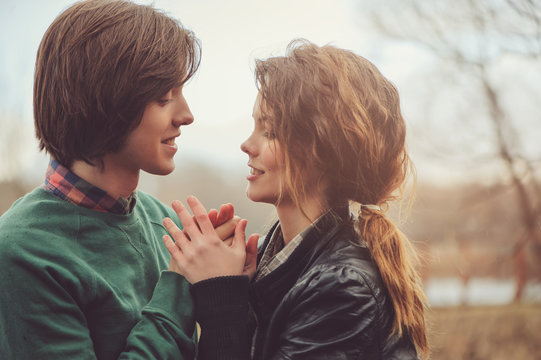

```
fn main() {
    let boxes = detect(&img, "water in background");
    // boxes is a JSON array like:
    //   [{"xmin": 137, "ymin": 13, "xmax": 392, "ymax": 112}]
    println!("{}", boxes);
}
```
[{"xmin": 424, "ymin": 277, "xmax": 541, "ymax": 307}]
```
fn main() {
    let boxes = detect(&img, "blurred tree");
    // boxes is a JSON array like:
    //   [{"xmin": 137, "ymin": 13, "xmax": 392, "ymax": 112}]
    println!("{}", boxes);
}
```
[
  {"xmin": 0, "ymin": 111, "xmax": 30, "ymax": 196},
  {"xmin": 358, "ymin": 0, "xmax": 541, "ymax": 300}
]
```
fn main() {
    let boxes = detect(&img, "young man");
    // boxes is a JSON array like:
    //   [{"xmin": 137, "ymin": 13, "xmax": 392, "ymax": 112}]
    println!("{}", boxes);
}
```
[{"xmin": 0, "ymin": 1, "xmax": 235, "ymax": 358}]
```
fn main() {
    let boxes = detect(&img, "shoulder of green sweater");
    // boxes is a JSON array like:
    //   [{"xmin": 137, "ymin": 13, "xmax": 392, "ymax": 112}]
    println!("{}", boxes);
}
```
[
  {"xmin": 1, "ymin": 187, "xmax": 70, "ymax": 219},
  {"xmin": 0, "ymin": 188, "xmax": 77, "ymax": 258},
  {"xmin": 0, "ymin": 192, "xmax": 93, "ymax": 290},
  {"xmin": 0, "ymin": 188, "xmax": 105, "ymax": 263},
  {"xmin": 0, "ymin": 188, "xmax": 79, "ymax": 242}
]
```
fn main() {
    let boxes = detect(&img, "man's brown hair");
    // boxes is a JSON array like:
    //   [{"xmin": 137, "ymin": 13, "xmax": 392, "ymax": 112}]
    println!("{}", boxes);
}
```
[{"xmin": 34, "ymin": 0, "xmax": 201, "ymax": 167}]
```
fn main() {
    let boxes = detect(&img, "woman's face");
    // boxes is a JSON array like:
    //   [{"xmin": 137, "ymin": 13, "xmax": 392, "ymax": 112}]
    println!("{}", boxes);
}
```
[{"xmin": 240, "ymin": 95, "xmax": 286, "ymax": 205}]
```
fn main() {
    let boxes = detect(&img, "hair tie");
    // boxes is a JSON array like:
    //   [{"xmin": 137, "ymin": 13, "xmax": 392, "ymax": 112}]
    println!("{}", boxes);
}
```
[
  {"xmin": 357, "ymin": 204, "xmax": 381, "ymax": 222},
  {"xmin": 360, "ymin": 204, "xmax": 381, "ymax": 212}
]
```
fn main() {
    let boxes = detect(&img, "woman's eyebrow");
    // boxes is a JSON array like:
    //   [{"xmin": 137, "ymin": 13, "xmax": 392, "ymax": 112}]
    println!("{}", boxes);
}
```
[
  {"xmin": 253, "ymin": 115, "xmax": 267, "ymax": 125},
  {"xmin": 258, "ymin": 115, "xmax": 271, "ymax": 123}
]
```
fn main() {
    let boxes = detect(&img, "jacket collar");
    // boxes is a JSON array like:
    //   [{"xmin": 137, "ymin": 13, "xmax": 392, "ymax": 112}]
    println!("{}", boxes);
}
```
[{"xmin": 250, "ymin": 207, "xmax": 351, "ymax": 312}]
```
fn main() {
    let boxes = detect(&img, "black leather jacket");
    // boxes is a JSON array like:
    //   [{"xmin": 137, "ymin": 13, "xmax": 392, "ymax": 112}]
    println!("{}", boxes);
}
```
[
  {"xmin": 192, "ymin": 210, "xmax": 420, "ymax": 360},
  {"xmin": 248, "ymin": 211, "xmax": 419, "ymax": 360}
]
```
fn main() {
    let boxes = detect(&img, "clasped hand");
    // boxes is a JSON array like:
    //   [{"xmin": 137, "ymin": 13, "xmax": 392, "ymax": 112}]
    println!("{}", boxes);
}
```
[{"xmin": 163, "ymin": 196, "xmax": 258, "ymax": 284}]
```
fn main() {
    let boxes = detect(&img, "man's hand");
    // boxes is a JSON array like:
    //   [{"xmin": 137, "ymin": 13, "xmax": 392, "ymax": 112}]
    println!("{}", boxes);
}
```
[{"xmin": 206, "ymin": 203, "xmax": 239, "ymax": 245}]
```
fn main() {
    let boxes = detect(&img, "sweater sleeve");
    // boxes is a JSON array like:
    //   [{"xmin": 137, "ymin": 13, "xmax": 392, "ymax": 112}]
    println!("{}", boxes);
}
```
[
  {"xmin": 120, "ymin": 271, "xmax": 197, "ymax": 359},
  {"xmin": 0, "ymin": 240, "xmax": 196, "ymax": 360},
  {"xmin": 190, "ymin": 276, "xmax": 251, "ymax": 360}
]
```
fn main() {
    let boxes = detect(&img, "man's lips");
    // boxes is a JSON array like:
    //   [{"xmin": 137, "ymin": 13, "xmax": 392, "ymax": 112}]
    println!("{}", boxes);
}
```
[{"xmin": 161, "ymin": 133, "xmax": 180, "ymax": 146}]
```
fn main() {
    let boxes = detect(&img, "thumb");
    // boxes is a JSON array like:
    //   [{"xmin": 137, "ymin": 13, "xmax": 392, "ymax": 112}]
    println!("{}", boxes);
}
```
[
  {"xmin": 232, "ymin": 218, "xmax": 248, "ymax": 249},
  {"xmin": 243, "ymin": 233, "xmax": 259, "ymax": 280},
  {"xmin": 246, "ymin": 234, "xmax": 259, "ymax": 257}
]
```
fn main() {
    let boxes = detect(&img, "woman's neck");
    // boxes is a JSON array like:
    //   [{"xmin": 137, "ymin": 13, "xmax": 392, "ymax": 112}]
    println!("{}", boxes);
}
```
[{"xmin": 276, "ymin": 196, "xmax": 326, "ymax": 245}]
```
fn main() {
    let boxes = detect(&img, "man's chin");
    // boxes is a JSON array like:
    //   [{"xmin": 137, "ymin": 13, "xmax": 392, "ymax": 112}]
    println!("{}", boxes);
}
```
[{"xmin": 145, "ymin": 164, "xmax": 175, "ymax": 176}]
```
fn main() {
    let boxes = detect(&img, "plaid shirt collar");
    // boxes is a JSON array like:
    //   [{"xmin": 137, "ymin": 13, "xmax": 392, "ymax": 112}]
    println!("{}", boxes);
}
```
[
  {"xmin": 254, "ymin": 211, "xmax": 327, "ymax": 282},
  {"xmin": 41, "ymin": 159, "xmax": 137, "ymax": 215}
]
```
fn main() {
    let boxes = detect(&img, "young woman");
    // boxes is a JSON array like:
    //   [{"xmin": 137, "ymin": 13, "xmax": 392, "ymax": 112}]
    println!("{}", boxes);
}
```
[{"xmin": 163, "ymin": 39, "xmax": 429, "ymax": 359}]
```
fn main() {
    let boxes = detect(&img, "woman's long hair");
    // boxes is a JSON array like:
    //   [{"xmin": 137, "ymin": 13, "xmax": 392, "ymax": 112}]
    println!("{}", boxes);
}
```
[{"xmin": 255, "ymin": 39, "xmax": 428, "ymax": 358}]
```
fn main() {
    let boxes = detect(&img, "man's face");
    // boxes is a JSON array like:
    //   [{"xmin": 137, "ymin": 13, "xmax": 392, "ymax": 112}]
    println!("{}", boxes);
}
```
[{"xmin": 108, "ymin": 86, "xmax": 194, "ymax": 176}]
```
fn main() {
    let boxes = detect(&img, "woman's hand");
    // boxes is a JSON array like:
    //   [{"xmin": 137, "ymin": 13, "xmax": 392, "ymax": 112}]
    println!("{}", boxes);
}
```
[
  {"xmin": 168, "ymin": 202, "xmax": 238, "ymax": 273},
  {"xmin": 243, "ymin": 234, "xmax": 258, "ymax": 280},
  {"xmin": 209, "ymin": 203, "xmax": 259, "ymax": 278},
  {"xmin": 163, "ymin": 196, "xmax": 258, "ymax": 284}
]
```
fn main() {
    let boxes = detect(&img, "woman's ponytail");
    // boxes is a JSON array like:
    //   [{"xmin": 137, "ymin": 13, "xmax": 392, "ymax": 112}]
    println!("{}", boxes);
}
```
[{"xmin": 356, "ymin": 205, "xmax": 429, "ymax": 359}]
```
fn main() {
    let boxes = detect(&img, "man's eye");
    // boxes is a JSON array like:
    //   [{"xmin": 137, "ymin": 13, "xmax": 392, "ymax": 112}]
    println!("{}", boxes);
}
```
[{"xmin": 158, "ymin": 98, "xmax": 171, "ymax": 105}]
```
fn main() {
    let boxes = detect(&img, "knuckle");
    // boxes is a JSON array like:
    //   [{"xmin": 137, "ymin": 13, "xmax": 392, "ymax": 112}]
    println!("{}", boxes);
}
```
[
  {"xmin": 195, "ymin": 212, "xmax": 208, "ymax": 223},
  {"xmin": 193, "ymin": 244, "xmax": 206, "ymax": 256},
  {"xmin": 184, "ymin": 252, "xmax": 196, "ymax": 264},
  {"xmin": 171, "ymin": 229, "xmax": 183, "ymax": 240}
]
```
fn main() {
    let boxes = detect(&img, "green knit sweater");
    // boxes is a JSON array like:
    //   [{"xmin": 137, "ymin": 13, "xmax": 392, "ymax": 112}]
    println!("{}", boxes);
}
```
[{"xmin": 0, "ymin": 187, "xmax": 195, "ymax": 359}]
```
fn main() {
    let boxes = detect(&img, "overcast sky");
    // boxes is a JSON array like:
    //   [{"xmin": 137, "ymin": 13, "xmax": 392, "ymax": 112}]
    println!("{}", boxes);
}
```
[
  {"xmin": 0, "ymin": 0, "xmax": 376, "ymax": 179},
  {"xmin": 2, "ymin": 0, "xmax": 535, "ymax": 187}
]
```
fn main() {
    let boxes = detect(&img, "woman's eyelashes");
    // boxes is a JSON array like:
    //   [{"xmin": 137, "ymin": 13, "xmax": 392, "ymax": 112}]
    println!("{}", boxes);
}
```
[{"xmin": 263, "ymin": 128, "xmax": 276, "ymax": 139}]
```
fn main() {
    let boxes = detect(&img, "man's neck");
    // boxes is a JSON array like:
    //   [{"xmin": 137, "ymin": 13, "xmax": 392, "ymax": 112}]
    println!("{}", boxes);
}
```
[{"xmin": 70, "ymin": 158, "xmax": 139, "ymax": 199}]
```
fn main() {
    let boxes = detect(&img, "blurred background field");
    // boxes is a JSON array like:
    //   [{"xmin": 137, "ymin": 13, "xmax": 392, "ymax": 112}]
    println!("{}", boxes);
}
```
[
  {"xmin": 429, "ymin": 304, "xmax": 541, "ymax": 359},
  {"xmin": 1, "ymin": 0, "xmax": 540, "ymax": 359}
]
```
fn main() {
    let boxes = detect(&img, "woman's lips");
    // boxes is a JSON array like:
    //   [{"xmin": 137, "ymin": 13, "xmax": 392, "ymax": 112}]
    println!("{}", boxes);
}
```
[{"xmin": 247, "ymin": 165, "xmax": 264, "ymax": 181}]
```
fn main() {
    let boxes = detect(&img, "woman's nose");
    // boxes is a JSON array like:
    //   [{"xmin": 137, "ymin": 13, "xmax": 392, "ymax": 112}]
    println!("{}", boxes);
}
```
[{"xmin": 240, "ymin": 135, "xmax": 254, "ymax": 155}]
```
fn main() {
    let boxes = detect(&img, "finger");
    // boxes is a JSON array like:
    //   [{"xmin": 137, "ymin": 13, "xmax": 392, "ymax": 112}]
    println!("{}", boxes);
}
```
[
  {"xmin": 190, "ymin": 215, "xmax": 201, "ymax": 231},
  {"xmin": 243, "ymin": 233, "xmax": 259, "ymax": 280},
  {"xmin": 171, "ymin": 200, "xmax": 202, "ymax": 240},
  {"xmin": 215, "ymin": 215, "xmax": 241, "ymax": 242},
  {"xmin": 247, "ymin": 233, "xmax": 259, "ymax": 255},
  {"xmin": 245, "ymin": 234, "xmax": 259, "ymax": 267},
  {"xmin": 215, "ymin": 203, "xmax": 234, "ymax": 227},
  {"xmin": 231, "ymin": 218, "xmax": 248, "ymax": 249},
  {"xmin": 163, "ymin": 218, "xmax": 190, "ymax": 249},
  {"xmin": 223, "ymin": 236, "xmax": 234, "ymax": 247},
  {"xmin": 194, "ymin": 209, "xmax": 217, "ymax": 230},
  {"xmin": 163, "ymin": 217, "xmax": 190, "ymax": 247},
  {"xmin": 163, "ymin": 234, "xmax": 181, "ymax": 255},
  {"xmin": 208, "ymin": 208, "xmax": 218, "ymax": 227},
  {"xmin": 162, "ymin": 234, "xmax": 184, "ymax": 265},
  {"xmin": 186, "ymin": 196, "xmax": 215, "ymax": 234}
]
